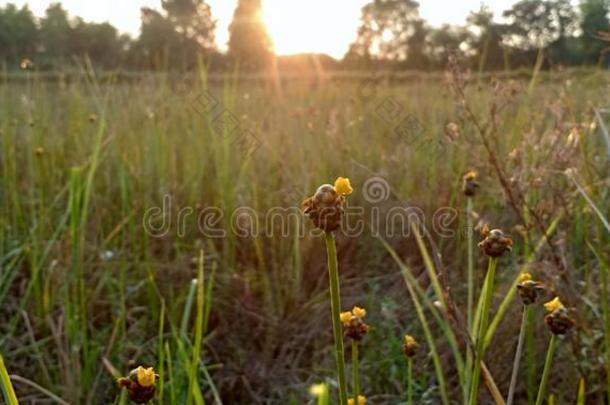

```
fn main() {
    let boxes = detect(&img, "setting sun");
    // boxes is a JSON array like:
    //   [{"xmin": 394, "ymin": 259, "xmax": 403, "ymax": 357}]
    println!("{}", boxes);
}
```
[{"xmin": 261, "ymin": 0, "xmax": 366, "ymax": 58}]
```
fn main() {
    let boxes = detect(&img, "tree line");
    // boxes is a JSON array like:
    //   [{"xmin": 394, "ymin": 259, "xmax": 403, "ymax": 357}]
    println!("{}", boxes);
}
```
[{"xmin": 1, "ymin": 0, "xmax": 609, "ymax": 72}]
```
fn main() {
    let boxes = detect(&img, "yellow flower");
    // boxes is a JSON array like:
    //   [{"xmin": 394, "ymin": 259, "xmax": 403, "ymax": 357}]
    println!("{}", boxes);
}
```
[
  {"xmin": 348, "ymin": 395, "xmax": 366, "ymax": 405},
  {"xmin": 136, "ymin": 366, "xmax": 156, "ymax": 387},
  {"xmin": 404, "ymin": 334, "xmax": 417, "ymax": 347},
  {"xmin": 340, "ymin": 311, "xmax": 352, "ymax": 325},
  {"xmin": 403, "ymin": 334, "xmax": 419, "ymax": 357},
  {"xmin": 464, "ymin": 170, "xmax": 477, "ymax": 180},
  {"xmin": 334, "ymin": 177, "xmax": 353, "ymax": 196},
  {"xmin": 519, "ymin": 272, "xmax": 532, "ymax": 283},
  {"xmin": 544, "ymin": 297, "xmax": 564, "ymax": 313},
  {"xmin": 352, "ymin": 306, "xmax": 366, "ymax": 319}
]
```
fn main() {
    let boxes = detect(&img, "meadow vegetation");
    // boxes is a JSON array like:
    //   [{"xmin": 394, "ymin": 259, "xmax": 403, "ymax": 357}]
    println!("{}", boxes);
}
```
[{"xmin": 1, "ymin": 65, "xmax": 610, "ymax": 404}]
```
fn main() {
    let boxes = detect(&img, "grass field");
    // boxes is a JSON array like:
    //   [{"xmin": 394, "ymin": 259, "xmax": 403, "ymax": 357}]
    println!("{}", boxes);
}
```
[{"xmin": 1, "ymin": 66, "xmax": 610, "ymax": 404}]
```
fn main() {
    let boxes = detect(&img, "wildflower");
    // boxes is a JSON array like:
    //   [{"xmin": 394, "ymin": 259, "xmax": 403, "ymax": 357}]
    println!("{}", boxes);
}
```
[
  {"xmin": 516, "ymin": 272, "xmax": 544, "ymax": 305},
  {"xmin": 340, "ymin": 311, "xmax": 352, "ymax": 324},
  {"xmin": 351, "ymin": 306, "xmax": 366, "ymax": 318},
  {"xmin": 348, "ymin": 395, "xmax": 366, "ymax": 405},
  {"xmin": 302, "ymin": 177, "xmax": 353, "ymax": 232},
  {"xmin": 341, "ymin": 306, "xmax": 370, "ymax": 341},
  {"xmin": 334, "ymin": 177, "xmax": 353, "ymax": 196},
  {"xmin": 117, "ymin": 366, "xmax": 159, "ymax": 404},
  {"xmin": 20, "ymin": 58, "xmax": 33, "ymax": 70},
  {"xmin": 462, "ymin": 170, "xmax": 479, "ymax": 197},
  {"xmin": 544, "ymin": 297, "xmax": 574, "ymax": 335},
  {"xmin": 478, "ymin": 228, "xmax": 513, "ymax": 257},
  {"xmin": 403, "ymin": 334, "xmax": 419, "ymax": 358}
]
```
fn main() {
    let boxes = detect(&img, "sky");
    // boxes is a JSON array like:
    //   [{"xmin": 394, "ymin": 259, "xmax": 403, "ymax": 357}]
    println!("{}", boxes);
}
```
[{"xmin": 2, "ymin": 0, "xmax": 518, "ymax": 58}]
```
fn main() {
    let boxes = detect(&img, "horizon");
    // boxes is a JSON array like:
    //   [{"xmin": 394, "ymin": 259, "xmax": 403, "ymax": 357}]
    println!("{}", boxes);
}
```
[{"xmin": 3, "ymin": 0, "xmax": 519, "ymax": 58}]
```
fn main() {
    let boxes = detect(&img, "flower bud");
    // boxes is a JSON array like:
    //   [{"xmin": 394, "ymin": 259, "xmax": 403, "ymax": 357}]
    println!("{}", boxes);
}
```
[
  {"xmin": 543, "ymin": 297, "xmax": 574, "ymax": 335},
  {"xmin": 117, "ymin": 366, "xmax": 159, "ymax": 404},
  {"xmin": 478, "ymin": 228, "xmax": 513, "ymax": 257},
  {"xmin": 403, "ymin": 334, "xmax": 419, "ymax": 358}
]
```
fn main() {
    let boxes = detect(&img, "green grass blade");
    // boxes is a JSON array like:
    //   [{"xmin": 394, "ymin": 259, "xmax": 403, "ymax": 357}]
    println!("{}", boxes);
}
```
[{"xmin": 0, "ymin": 353, "xmax": 18, "ymax": 405}]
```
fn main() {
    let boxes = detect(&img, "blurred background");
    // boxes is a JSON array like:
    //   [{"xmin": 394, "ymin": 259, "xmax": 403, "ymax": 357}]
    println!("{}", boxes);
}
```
[{"xmin": 1, "ymin": 1, "xmax": 610, "ymax": 404}]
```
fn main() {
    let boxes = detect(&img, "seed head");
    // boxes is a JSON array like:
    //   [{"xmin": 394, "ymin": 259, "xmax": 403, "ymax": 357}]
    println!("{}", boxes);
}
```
[
  {"xmin": 516, "ymin": 272, "xmax": 544, "ymax": 305},
  {"xmin": 403, "ymin": 334, "xmax": 419, "ymax": 358},
  {"xmin": 462, "ymin": 170, "xmax": 479, "ymax": 197},
  {"xmin": 544, "ymin": 297, "xmax": 574, "ymax": 335},
  {"xmin": 478, "ymin": 228, "xmax": 513, "ymax": 257},
  {"xmin": 314, "ymin": 184, "xmax": 337, "ymax": 205},
  {"xmin": 117, "ymin": 366, "xmax": 159, "ymax": 404},
  {"xmin": 302, "ymin": 177, "xmax": 353, "ymax": 232},
  {"xmin": 341, "ymin": 306, "xmax": 370, "ymax": 341},
  {"xmin": 20, "ymin": 58, "xmax": 33, "ymax": 70}
]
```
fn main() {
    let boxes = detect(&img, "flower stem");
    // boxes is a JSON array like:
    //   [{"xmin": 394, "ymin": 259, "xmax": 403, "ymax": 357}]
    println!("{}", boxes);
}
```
[
  {"xmin": 352, "ymin": 340, "xmax": 360, "ymax": 402},
  {"xmin": 469, "ymin": 257, "xmax": 497, "ymax": 405},
  {"xmin": 325, "ymin": 232, "xmax": 348, "ymax": 405},
  {"xmin": 535, "ymin": 334, "xmax": 557, "ymax": 405},
  {"xmin": 507, "ymin": 305, "xmax": 529, "ymax": 405},
  {"xmin": 467, "ymin": 198, "xmax": 475, "ymax": 332},
  {"xmin": 407, "ymin": 356, "xmax": 413, "ymax": 405},
  {"xmin": 599, "ymin": 257, "xmax": 610, "ymax": 405},
  {"xmin": 465, "ymin": 197, "xmax": 475, "ymax": 401}
]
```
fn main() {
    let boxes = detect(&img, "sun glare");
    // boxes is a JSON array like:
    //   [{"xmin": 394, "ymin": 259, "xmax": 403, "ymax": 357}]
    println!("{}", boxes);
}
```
[{"xmin": 261, "ymin": 0, "xmax": 366, "ymax": 59}]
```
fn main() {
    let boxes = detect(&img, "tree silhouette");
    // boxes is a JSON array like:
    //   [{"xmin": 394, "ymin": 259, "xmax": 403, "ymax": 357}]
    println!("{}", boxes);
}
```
[
  {"xmin": 40, "ymin": 3, "xmax": 71, "ymax": 65},
  {"xmin": 71, "ymin": 19, "xmax": 128, "ymax": 68},
  {"xmin": 162, "ymin": 0, "xmax": 216, "ymax": 49},
  {"xmin": 0, "ymin": 4, "xmax": 37, "ymax": 66},
  {"xmin": 227, "ymin": 0, "xmax": 272, "ymax": 70},
  {"xmin": 347, "ymin": 0, "xmax": 422, "ymax": 62},
  {"xmin": 580, "ymin": 0, "xmax": 610, "ymax": 64},
  {"xmin": 466, "ymin": 7, "xmax": 509, "ymax": 71},
  {"xmin": 503, "ymin": 0, "xmax": 576, "ymax": 50},
  {"xmin": 428, "ymin": 24, "xmax": 470, "ymax": 68},
  {"xmin": 136, "ymin": 0, "xmax": 216, "ymax": 70}
]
